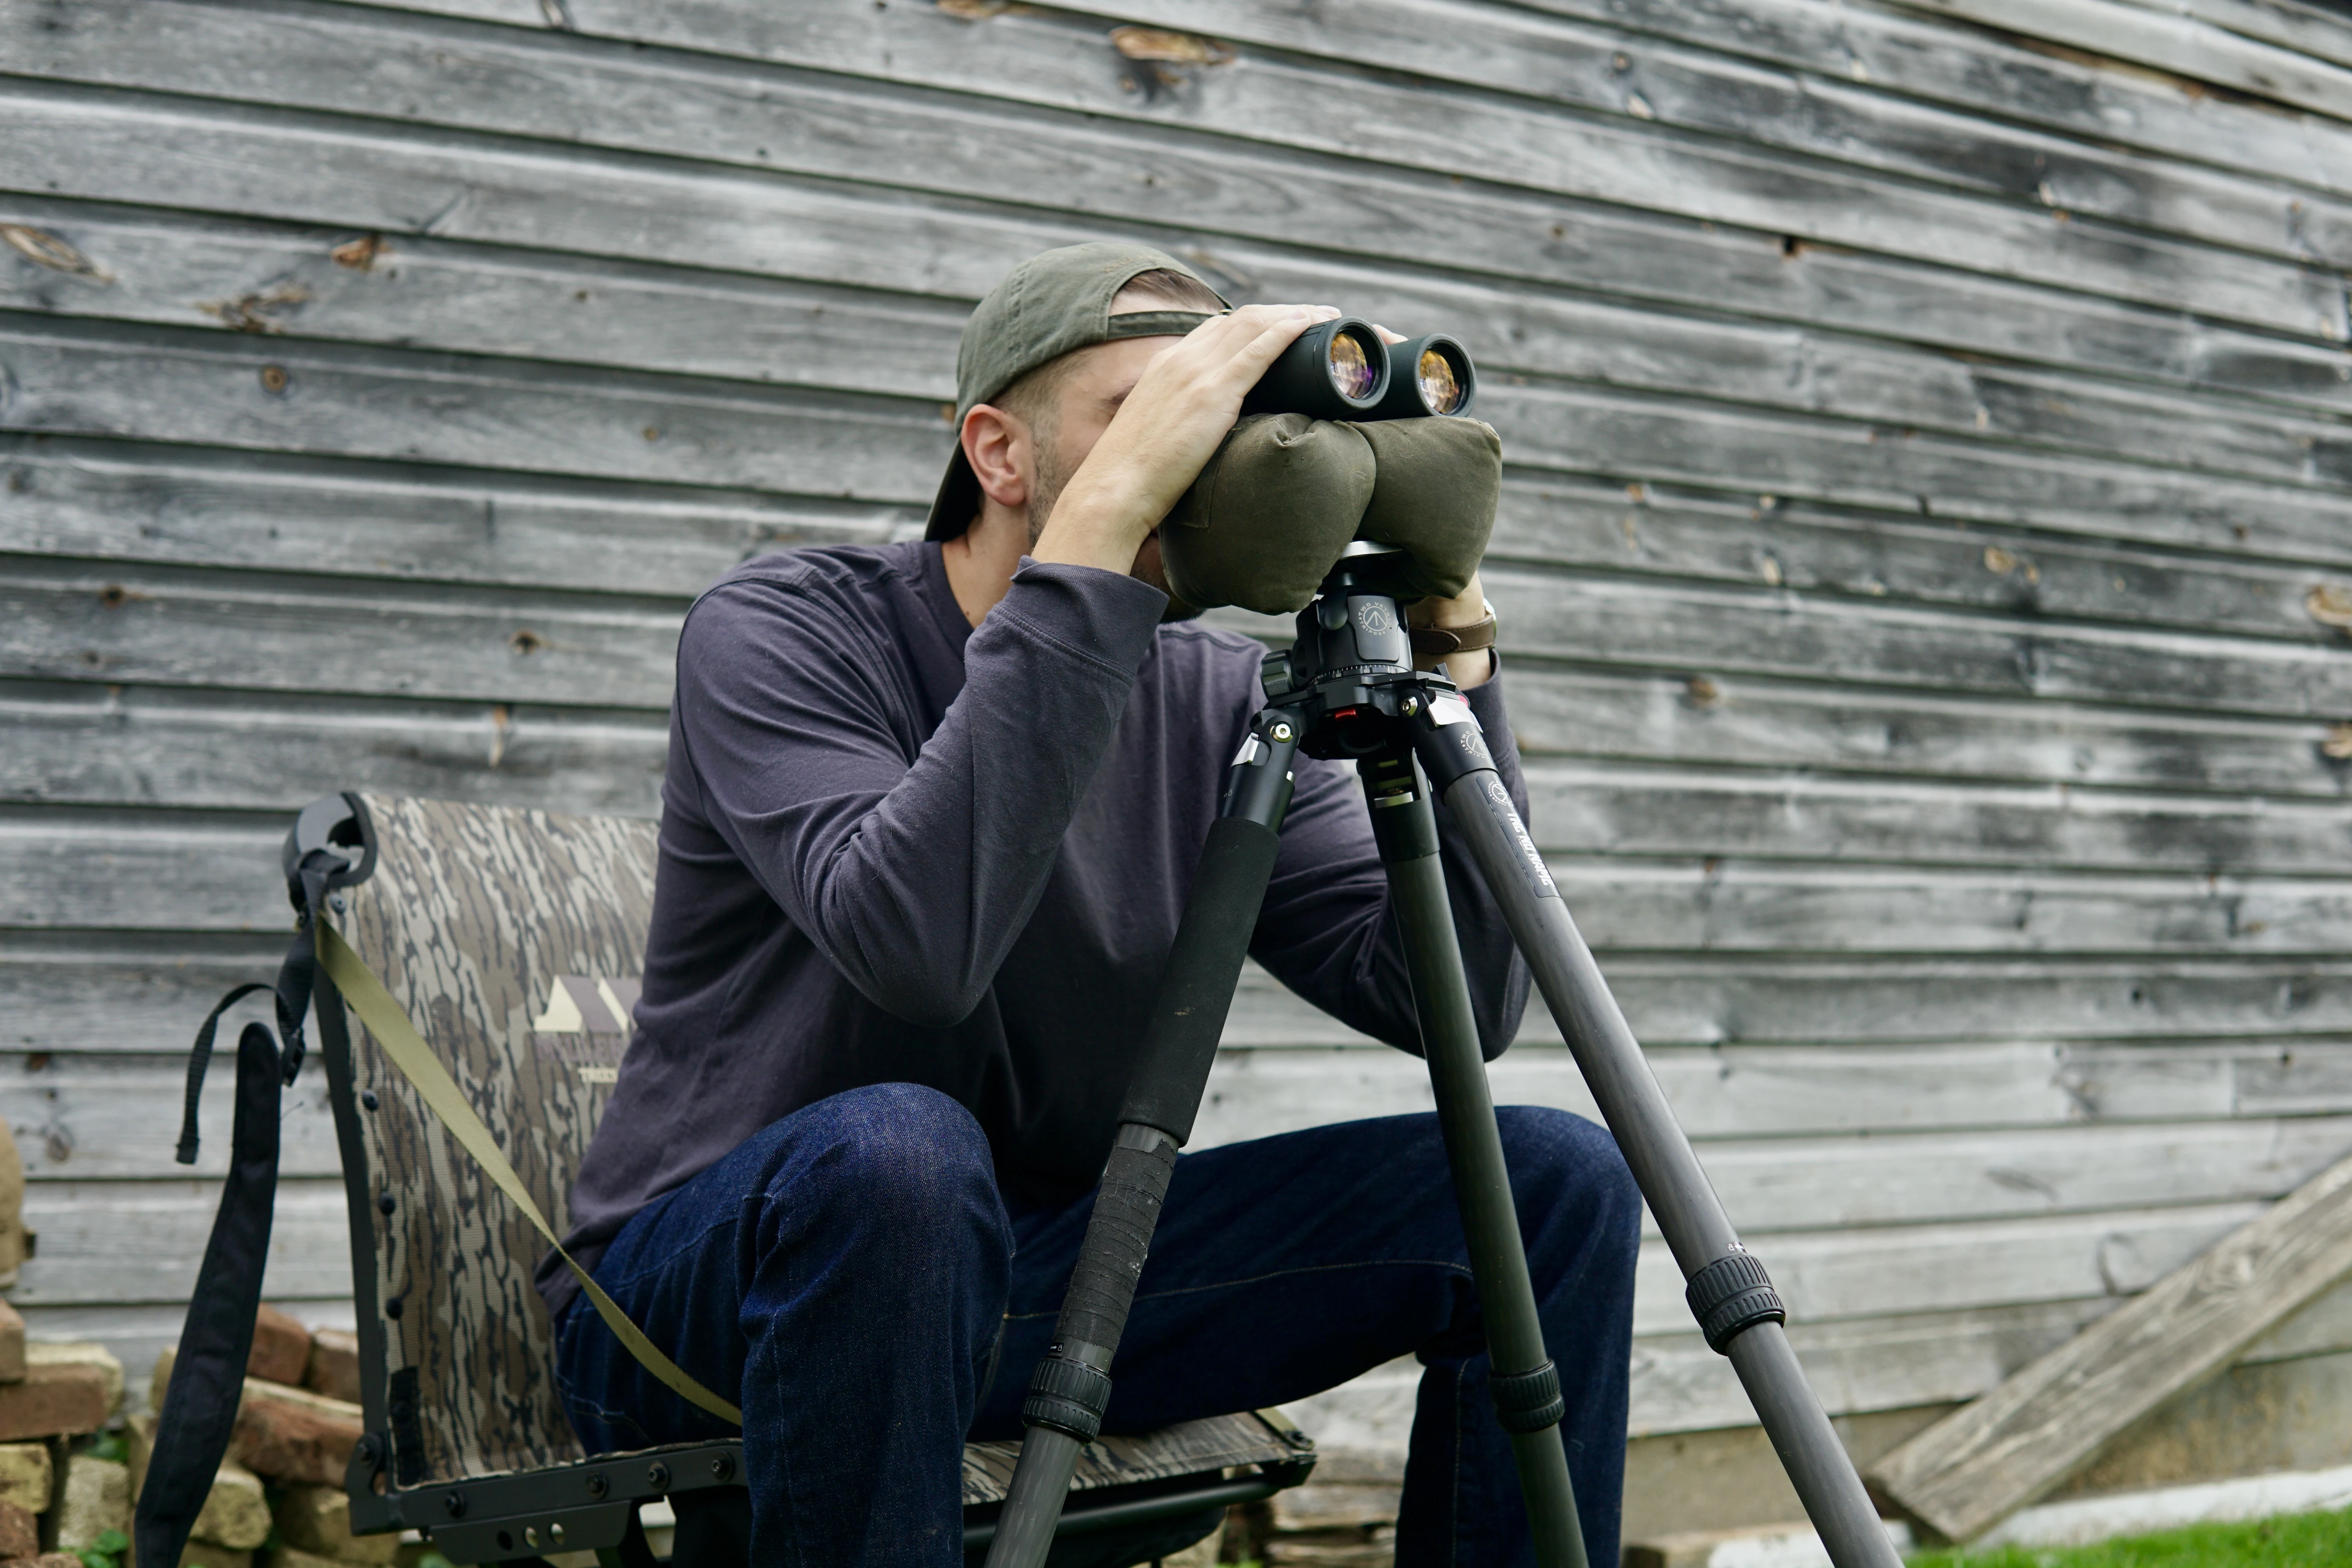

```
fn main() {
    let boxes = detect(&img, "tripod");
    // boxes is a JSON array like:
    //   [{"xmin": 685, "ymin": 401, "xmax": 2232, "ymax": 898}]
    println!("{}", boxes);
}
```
[{"xmin": 985, "ymin": 544, "xmax": 1901, "ymax": 1568}]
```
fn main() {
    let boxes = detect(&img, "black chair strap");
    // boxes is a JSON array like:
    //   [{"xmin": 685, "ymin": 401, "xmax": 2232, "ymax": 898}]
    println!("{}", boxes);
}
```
[{"xmin": 136, "ymin": 848, "xmax": 339, "ymax": 1568}]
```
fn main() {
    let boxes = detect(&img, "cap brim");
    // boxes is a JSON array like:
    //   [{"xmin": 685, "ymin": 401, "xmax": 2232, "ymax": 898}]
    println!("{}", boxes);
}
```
[{"xmin": 924, "ymin": 443, "xmax": 984, "ymax": 542}]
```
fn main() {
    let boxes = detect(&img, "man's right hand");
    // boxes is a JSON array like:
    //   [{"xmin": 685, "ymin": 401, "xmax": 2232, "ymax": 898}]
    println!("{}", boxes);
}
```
[{"xmin": 1030, "ymin": 304, "xmax": 1339, "ymax": 578}]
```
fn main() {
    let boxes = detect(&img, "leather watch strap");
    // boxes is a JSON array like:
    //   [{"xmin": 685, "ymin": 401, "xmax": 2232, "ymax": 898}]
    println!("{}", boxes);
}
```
[{"xmin": 1409, "ymin": 612, "xmax": 1497, "ymax": 657}]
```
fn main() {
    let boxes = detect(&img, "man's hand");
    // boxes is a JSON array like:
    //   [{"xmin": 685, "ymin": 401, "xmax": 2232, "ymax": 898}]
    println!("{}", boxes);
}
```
[
  {"xmin": 1410, "ymin": 571, "xmax": 1496, "ymax": 691},
  {"xmin": 1031, "ymin": 305, "xmax": 1338, "ymax": 576}
]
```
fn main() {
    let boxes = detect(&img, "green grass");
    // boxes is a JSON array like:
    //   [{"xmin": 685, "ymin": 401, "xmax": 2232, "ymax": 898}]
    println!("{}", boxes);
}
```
[{"xmin": 1907, "ymin": 1507, "xmax": 2352, "ymax": 1568}]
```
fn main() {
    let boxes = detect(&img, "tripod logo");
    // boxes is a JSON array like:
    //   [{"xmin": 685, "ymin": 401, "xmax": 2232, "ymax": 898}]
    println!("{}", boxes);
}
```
[{"xmin": 1354, "ymin": 600, "xmax": 1395, "ymax": 637}]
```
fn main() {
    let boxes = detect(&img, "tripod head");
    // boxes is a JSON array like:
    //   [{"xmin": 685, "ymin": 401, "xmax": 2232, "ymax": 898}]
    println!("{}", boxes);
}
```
[{"xmin": 1257, "ymin": 543, "xmax": 1459, "ymax": 762}]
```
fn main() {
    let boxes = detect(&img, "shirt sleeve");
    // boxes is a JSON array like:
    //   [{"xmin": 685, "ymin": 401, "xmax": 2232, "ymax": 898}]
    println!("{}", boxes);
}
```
[
  {"xmin": 673, "ymin": 558, "xmax": 1167, "ymax": 1029},
  {"xmin": 1248, "ymin": 673, "xmax": 1534, "ymax": 1060}
]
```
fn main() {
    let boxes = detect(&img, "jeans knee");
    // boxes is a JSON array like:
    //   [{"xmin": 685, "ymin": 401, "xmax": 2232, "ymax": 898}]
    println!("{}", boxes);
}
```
[
  {"xmin": 1499, "ymin": 1105, "xmax": 1642, "ymax": 1251},
  {"xmin": 788, "ymin": 1082, "xmax": 999, "ymax": 1238}
]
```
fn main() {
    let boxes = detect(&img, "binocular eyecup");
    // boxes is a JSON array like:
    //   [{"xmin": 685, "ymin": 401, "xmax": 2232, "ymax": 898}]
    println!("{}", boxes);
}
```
[{"xmin": 1240, "ymin": 317, "xmax": 1478, "ymax": 423}]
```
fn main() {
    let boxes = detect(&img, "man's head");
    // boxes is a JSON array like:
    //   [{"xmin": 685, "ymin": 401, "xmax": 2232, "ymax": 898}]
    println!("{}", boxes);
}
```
[{"xmin": 927, "ymin": 244, "xmax": 1229, "ymax": 570}]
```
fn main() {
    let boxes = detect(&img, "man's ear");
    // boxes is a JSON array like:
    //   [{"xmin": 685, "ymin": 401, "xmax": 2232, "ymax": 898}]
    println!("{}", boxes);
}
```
[{"xmin": 962, "ymin": 404, "xmax": 1032, "ymax": 509}]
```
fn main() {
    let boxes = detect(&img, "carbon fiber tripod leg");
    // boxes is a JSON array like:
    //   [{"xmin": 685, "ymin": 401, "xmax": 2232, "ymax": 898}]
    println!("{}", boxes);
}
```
[
  {"xmin": 1406, "ymin": 713, "xmax": 1903, "ymax": 1568},
  {"xmin": 984, "ymin": 713, "xmax": 1300, "ymax": 1568},
  {"xmin": 1363, "ymin": 749, "xmax": 1589, "ymax": 1568}
]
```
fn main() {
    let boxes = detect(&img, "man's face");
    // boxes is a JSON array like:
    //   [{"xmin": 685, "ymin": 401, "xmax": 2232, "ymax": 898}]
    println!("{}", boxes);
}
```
[{"xmin": 1026, "ymin": 331, "xmax": 1185, "ymax": 593}]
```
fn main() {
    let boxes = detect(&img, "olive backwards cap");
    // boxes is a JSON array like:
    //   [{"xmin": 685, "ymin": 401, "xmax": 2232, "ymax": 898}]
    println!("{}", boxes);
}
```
[{"xmin": 924, "ymin": 242, "xmax": 1230, "ymax": 542}]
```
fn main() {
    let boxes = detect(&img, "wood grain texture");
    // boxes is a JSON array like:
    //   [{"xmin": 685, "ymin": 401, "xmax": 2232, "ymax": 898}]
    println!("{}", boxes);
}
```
[
  {"xmin": 18, "ymin": 549, "xmax": 2352, "ymax": 727},
  {"xmin": 1868, "ymin": 1146, "xmax": 2352, "ymax": 1540},
  {"xmin": 11, "ymin": 76, "xmax": 2352, "ymax": 403},
  {"xmin": 15, "ymin": 0, "xmax": 2337, "ymax": 336},
  {"xmin": 34, "ymin": 800, "xmax": 2352, "ymax": 953},
  {"xmin": 1887, "ymin": 0, "xmax": 2352, "ymax": 121},
  {"xmin": 23, "ymin": 198, "xmax": 2352, "ymax": 503},
  {"xmin": 11, "ymin": 0, "xmax": 2352, "ymax": 1472}
]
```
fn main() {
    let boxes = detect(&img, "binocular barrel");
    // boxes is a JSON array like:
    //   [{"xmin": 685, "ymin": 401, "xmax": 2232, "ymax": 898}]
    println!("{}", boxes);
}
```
[{"xmin": 1241, "ymin": 318, "xmax": 1479, "ymax": 421}]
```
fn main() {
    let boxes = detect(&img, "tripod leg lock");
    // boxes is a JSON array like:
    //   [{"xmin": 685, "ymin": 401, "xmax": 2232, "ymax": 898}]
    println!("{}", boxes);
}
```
[
  {"xmin": 1020, "ymin": 1351, "xmax": 1113, "ymax": 1444},
  {"xmin": 1686, "ymin": 1250, "xmax": 1787, "ymax": 1354},
  {"xmin": 1490, "ymin": 1359, "xmax": 1566, "ymax": 1434}
]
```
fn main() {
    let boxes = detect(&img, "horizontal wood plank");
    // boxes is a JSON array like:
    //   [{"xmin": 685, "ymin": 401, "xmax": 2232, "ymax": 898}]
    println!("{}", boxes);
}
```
[
  {"xmin": 17, "ymin": 547, "xmax": 2352, "ymax": 731},
  {"xmin": 18, "ymin": 931, "xmax": 2352, "ymax": 1061},
  {"xmin": 382, "ymin": 0, "xmax": 2352, "ymax": 209},
  {"xmin": 1071, "ymin": 0, "xmax": 2352, "ymax": 257},
  {"xmin": 36, "ymin": 1042, "xmax": 2352, "ymax": 1232},
  {"xmin": 1502, "ymin": 668, "xmax": 2352, "ymax": 800},
  {"xmin": 10, "ymin": 655, "xmax": 2352, "ymax": 823},
  {"xmin": 16, "ymin": 0, "xmax": 2337, "ymax": 335},
  {"xmin": 1499, "ymin": 0, "xmax": 2352, "ymax": 195},
  {"xmin": 0, "ymin": 555, "xmax": 687, "ymax": 711},
  {"xmin": 0, "ymin": 433, "xmax": 901, "ymax": 600},
  {"xmin": 13, "ymin": 1176, "xmax": 352, "ymax": 1305},
  {"xmin": 19, "ymin": 662, "xmax": 2352, "ymax": 875},
  {"xmin": 1201, "ymin": 1040, "xmax": 2352, "ymax": 1145},
  {"xmin": 10, "ymin": 77, "xmax": 2350, "ymax": 418},
  {"xmin": 20, "ymin": 307, "xmax": 2352, "ymax": 584},
  {"xmin": 1632, "ymin": 1200, "xmax": 2261, "ymax": 1334},
  {"xmin": 1, "ymin": 1053, "xmax": 346, "ymax": 1182},
  {"xmin": 1887, "ymin": 0, "xmax": 2352, "ymax": 122},
  {"xmin": 0, "ymin": 675, "xmax": 669, "ymax": 816},
  {"xmin": 25, "ymin": 799, "xmax": 2352, "ymax": 950},
  {"xmin": 20, "ymin": 412, "xmax": 2352, "ymax": 660},
  {"xmin": 19, "ymin": 195, "xmax": 2352, "ymax": 501},
  {"xmin": 0, "ymin": 315, "xmax": 949, "ymax": 502}
]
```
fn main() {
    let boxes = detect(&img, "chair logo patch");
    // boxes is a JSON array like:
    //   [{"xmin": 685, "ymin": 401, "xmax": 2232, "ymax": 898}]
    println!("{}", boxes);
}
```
[{"xmin": 530, "ymin": 975, "xmax": 640, "ymax": 1081}]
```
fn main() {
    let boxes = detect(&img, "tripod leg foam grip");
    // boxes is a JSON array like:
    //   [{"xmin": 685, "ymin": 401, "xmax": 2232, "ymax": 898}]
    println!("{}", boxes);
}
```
[
  {"xmin": 1051, "ymin": 1131, "xmax": 1179, "ymax": 1355},
  {"xmin": 1119, "ymin": 817, "xmax": 1283, "ymax": 1143}
]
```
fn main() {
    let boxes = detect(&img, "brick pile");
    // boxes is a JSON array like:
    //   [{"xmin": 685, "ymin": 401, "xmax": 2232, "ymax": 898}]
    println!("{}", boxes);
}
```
[
  {"xmin": 133, "ymin": 1308, "xmax": 392, "ymax": 1568},
  {"xmin": 0, "ymin": 1294, "xmax": 124, "ymax": 1568}
]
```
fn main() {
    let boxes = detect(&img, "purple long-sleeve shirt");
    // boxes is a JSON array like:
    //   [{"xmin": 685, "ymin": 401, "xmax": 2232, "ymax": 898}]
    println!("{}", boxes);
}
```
[{"xmin": 541, "ymin": 540, "xmax": 1530, "ymax": 1313}]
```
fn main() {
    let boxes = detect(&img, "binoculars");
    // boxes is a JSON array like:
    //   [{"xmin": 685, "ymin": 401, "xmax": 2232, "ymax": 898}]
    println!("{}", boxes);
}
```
[{"xmin": 1243, "ymin": 318, "xmax": 1479, "ymax": 422}]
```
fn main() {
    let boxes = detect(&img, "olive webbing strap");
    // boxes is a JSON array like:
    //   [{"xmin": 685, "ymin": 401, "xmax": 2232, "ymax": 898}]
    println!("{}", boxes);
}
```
[{"xmin": 314, "ymin": 921, "xmax": 745, "ymax": 1427}]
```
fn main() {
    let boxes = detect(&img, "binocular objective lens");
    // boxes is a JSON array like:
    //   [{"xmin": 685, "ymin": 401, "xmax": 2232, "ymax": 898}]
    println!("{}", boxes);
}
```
[
  {"xmin": 1325, "ymin": 331, "xmax": 1379, "ymax": 401},
  {"xmin": 1417, "ymin": 347, "xmax": 1465, "ymax": 414}
]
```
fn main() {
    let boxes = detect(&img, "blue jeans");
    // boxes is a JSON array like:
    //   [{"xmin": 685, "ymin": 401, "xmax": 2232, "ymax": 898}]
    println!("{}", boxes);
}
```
[{"xmin": 554, "ymin": 1082, "xmax": 1640, "ymax": 1567}]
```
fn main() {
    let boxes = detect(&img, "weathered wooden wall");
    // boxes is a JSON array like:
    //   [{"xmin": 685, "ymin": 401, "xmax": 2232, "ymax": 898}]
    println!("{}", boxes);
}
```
[{"xmin": 9, "ymin": 0, "xmax": 2352, "ymax": 1522}]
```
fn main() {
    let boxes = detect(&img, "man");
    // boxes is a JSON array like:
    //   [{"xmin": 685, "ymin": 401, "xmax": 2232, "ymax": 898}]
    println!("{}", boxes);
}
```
[{"xmin": 543, "ymin": 243, "xmax": 1639, "ymax": 1566}]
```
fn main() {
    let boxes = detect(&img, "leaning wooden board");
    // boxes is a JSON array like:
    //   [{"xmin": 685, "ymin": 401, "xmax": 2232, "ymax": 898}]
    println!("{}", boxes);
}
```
[{"xmin": 1869, "ymin": 1148, "xmax": 2352, "ymax": 1541}]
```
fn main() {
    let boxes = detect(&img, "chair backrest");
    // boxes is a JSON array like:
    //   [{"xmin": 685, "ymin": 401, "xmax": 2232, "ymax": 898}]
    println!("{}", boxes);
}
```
[{"xmin": 331, "ymin": 793, "xmax": 657, "ymax": 1486}]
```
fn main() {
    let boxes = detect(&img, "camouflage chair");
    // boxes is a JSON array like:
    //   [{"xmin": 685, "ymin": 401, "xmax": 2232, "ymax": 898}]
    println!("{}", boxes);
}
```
[{"xmin": 165, "ymin": 792, "xmax": 1314, "ymax": 1568}]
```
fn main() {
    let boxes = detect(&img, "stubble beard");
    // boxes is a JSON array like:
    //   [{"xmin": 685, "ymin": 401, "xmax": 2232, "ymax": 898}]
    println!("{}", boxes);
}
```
[{"xmin": 1023, "ymin": 434, "xmax": 1178, "ymax": 603}]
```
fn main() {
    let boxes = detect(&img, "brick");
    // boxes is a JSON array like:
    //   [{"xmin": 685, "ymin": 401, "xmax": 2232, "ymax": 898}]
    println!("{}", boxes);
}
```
[
  {"xmin": 273, "ymin": 1486, "xmax": 394, "ymax": 1566},
  {"xmin": 50, "ymin": 1454, "xmax": 126, "ymax": 1550},
  {"xmin": 0, "ymin": 1367, "xmax": 107, "ymax": 1444},
  {"xmin": 194, "ymin": 1462, "xmax": 269, "ymax": 1552},
  {"xmin": 25, "ymin": 1346, "xmax": 120, "ymax": 1420},
  {"xmin": 2, "ymin": 1554, "xmax": 82, "ymax": 1568},
  {"xmin": 230, "ymin": 1383, "xmax": 362, "ymax": 1489},
  {"xmin": 246, "ymin": 1310, "xmax": 311, "ymax": 1390},
  {"xmin": 300, "ymin": 1332, "xmax": 360, "ymax": 1409},
  {"xmin": 0, "ymin": 1500, "xmax": 33, "ymax": 1560},
  {"xmin": 0, "ymin": 1445, "xmax": 50, "ymax": 1515},
  {"xmin": 148, "ymin": 1353, "xmax": 362, "ymax": 1489}
]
